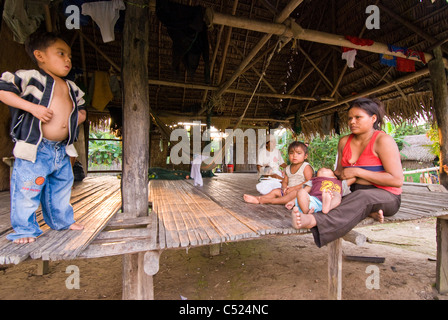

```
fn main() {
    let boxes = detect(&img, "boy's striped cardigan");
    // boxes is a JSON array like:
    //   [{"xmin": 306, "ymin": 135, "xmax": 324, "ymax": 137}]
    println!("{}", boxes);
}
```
[{"xmin": 0, "ymin": 69, "xmax": 86, "ymax": 162}]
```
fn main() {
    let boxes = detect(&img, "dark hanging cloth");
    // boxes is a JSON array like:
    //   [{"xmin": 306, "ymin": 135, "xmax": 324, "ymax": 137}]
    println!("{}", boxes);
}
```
[
  {"xmin": 0, "ymin": 0, "xmax": 4, "ymax": 32},
  {"xmin": 156, "ymin": 0, "xmax": 210, "ymax": 84}
]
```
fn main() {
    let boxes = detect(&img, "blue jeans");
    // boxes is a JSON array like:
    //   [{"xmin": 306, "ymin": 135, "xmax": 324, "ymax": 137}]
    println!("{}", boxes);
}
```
[{"xmin": 7, "ymin": 138, "xmax": 75, "ymax": 241}]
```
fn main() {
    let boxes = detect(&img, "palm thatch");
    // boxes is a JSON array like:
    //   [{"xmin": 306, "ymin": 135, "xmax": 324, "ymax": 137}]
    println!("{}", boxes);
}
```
[
  {"xmin": 401, "ymin": 134, "xmax": 436, "ymax": 162},
  {"xmin": 3, "ymin": 0, "xmax": 448, "ymax": 137},
  {"xmin": 401, "ymin": 134, "xmax": 437, "ymax": 169}
]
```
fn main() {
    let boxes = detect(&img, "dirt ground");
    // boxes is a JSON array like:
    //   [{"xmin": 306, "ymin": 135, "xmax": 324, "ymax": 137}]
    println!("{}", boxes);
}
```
[{"xmin": 0, "ymin": 217, "xmax": 445, "ymax": 300}]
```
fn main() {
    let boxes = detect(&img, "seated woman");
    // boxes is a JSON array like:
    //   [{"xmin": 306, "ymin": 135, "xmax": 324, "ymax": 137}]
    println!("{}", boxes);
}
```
[{"xmin": 291, "ymin": 98, "xmax": 403, "ymax": 248}]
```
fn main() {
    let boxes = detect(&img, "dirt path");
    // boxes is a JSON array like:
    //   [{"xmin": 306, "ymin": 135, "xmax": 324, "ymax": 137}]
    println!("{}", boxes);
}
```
[{"xmin": 0, "ymin": 218, "xmax": 443, "ymax": 300}]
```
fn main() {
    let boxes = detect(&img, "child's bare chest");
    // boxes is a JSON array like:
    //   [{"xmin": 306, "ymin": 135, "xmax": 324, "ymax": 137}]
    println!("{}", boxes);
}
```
[{"xmin": 50, "ymin": 80, "xmax": 73, "ymax": 112}]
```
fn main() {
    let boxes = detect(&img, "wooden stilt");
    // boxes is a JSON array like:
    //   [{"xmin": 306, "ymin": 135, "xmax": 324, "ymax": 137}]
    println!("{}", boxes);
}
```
[
  {"xmin": 209, "ymin": 244, "xmax": 221, "ymax": 256},
  {"xmin": 436, "ymin": 216, "xmax": 448, "ymax": 294},
  {"xmin": 122, "ymin": 252, "xmax": 155, "ymax": 300},
  {"xmin": 327, "ymin": 238, "xmax": 342, "ymax": 300},
  {"xmin": 36, "ymin": 260, "xmax": 49, "ymax": 275}
]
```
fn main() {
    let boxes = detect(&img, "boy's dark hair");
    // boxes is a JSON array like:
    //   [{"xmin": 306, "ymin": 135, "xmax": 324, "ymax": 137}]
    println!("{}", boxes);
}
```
[
  {"xmin": 288, "ymin": 141, "xmax": 308, "ymax": 154},
  {"xmin": 25, "ymin": 32, "xmax": 65, "ymax": 64}
]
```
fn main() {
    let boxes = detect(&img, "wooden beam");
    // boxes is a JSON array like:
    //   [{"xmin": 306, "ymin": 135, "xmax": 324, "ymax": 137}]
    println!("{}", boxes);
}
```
[
  {"xmin": 428, "ymin": 47, "xmax": 448, "ymax": 189},
  {"xmin": 77, "ymin": 30, "xmax": 120, "ymax": 71},
  {"xmin": 301, "ymin": 67, "xmax": 430, "ymax": 117},
  {"xmin": 208, "ymin": 0, "xmax": 305, "ymax": 108},
  {"xmin": 378, "ymin": 3, "xmax": 448, "ymax": 56},
  {"xmin": 210, "ymin": 10, "xmax": 448, "ymax": 67},
  {"xmin": 216, "ymin": 0, "xmax": 239, "ymax": 85},
  {"xmin": 148, "ymin": 78, "xmax": 334, "ymax": 101}
]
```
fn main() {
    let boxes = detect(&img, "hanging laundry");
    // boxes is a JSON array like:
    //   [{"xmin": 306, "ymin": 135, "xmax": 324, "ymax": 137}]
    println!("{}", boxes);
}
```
[
  {"xmin": 63, "ymin": 0, "xmax": 93, "ymax": 27},
  {"xmin": 340, "ymin": 36, "xmax": 373, "ymax": 68},
  {"xmin": 321, "ymin": 114, "xmax": 332, "ymax": 135},
  {"xmin": 190, "ymin": 154, "xmax": 209, "ymax": 186},
  {"xmin": 81, "ymin": 0, "xmax": 125, "ymax": 43},
  {"xmin": 345, "ymin": 35, "xmax": 374, "ymax": 46},
  {"xmin": 396, "ymin": 57, "xmax": 415, "ymax": 72},
  {"xmin": 387, "ymin": 44, "xmax": 407, "ymax": 55},
  {"xmin": 2, "ymin": 0, "xmax": 51, "ymax": 44},
  {"xmin": 342, "ymin": 48, "xmax": 357, "ymax": 68},
  {"xmin": 379, "ymin": 54, "xmax": 397, "ymax": 67},
  {"xmin": 406, "ymin": 49, "xmax": 426, "ymax": 64},
  {"xmin": 91, "ymin": 71, "xmax": 114, "ymax": 111},
  {"xmin": 156, "ymin": 0, "xmax": 210, "ymax": 84}
]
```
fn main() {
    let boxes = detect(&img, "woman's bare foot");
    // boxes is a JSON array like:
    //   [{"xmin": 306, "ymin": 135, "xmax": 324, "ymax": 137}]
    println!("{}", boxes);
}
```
[
  {"xmin": 285, "ymin": 200, "xmax": 295, "ymax": 210},
  {"xmin": 291, "ymin": 207, "xmax": 317, "ymax": 229},
  {"xmin": 369, "ymin": 209, "xmax": 384, "ymax": 223},
  {"xmin": 69, "ymin": 222, "xmax": 84, "ymax": 230},
  {"xmin": 13, "ymin": 237, "xmax": 36, "ymax": 244}
]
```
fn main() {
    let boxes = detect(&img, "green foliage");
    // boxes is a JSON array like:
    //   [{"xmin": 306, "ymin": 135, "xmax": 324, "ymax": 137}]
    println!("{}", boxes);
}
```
[
  {"xmin": 88, "ymin": 130, "xmax": 122, "ymax": 167},
  {"xmin": 307, "ymin": 135, "xmax": 340, "ymax": 170},
  {"xmin": 275, "ymin": 120, "xmax": 432, "ymax": 172},
  {"xmin": 426, "ymin": 124, "xmax": 440, "ymax": 159}
]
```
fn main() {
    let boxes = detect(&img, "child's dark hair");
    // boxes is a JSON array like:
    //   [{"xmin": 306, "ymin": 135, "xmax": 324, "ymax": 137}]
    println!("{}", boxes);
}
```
[
  {"xmin": 288, "ymin": 141, "xmax": 308, "ymax": 154},
  {"xmin": 348, "ymin": 97, "xmax": 385, "ymax": 130},
  {"xmin": 25, "ymin": 32, "xmax": 65, "ymax": 64}
]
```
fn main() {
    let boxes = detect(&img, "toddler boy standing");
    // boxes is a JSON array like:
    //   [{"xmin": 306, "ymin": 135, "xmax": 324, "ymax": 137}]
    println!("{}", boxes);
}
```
[{"xmin": 0, "ymin": 32, "xmax": 86, "ymax": 244}]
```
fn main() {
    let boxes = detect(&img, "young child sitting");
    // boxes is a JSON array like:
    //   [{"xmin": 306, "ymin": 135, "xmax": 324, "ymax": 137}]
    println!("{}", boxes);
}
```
[
  {"xmin": 288, "ymin": 168, "xmax": 356, "ymax": 229},
  {"xmin": 243, "ymin": 141, "xmax": 313, "ymax": 205},
  {"xmin": 0, "ymin": 32, "xmax": 86, "ymax": 244}
]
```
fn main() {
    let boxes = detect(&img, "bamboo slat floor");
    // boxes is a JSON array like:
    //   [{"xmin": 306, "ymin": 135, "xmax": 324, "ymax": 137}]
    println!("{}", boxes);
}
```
[
  {"xmin": 0, "ymin": 176, "xmax": 122, "ymax": 264},
  {"xmin": 83, "ymin": 173, "xmax": 448, "ymax": 259},
  {"xmin": 1, "ymin": 173, "xmax": 447, "ymax": 264}
]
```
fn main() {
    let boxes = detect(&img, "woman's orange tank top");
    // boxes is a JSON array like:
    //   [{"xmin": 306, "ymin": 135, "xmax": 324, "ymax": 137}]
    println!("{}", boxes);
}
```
[{"xmin": 341, "ymin": 130, "xmax": 402, "ymax": 195}]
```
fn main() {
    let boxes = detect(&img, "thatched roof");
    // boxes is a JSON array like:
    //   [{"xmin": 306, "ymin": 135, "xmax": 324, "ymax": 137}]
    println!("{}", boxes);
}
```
[
  {"xmin": 6, "ymin": 0, "xmax": 448, "ymax": 136},
  {"xmin": 400, "ymin": 134, "xmax": 436, "ymax": 162}
]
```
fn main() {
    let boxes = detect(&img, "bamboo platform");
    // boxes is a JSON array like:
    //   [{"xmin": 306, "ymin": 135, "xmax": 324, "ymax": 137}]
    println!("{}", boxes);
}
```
[
  {"xmin": 1, "ymin": 173, "xmax": 447, "ymax": 263},
  {"xmin": 0, "ymin": 173, "xmax": 447, "ymax": 299},
  {"xmin": 0, "ymin": 176, "xmax": 122, "ymax": 264}
]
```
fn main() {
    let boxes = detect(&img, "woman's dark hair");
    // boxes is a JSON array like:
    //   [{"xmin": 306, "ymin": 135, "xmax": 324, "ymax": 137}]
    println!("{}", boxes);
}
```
[
  {"xmin": 24, "ymin": 32, "xmax": 65, "ymax": 64},
  {"xmin": 288, "ymin": 141, "xmax": 308, "ymax": 154},
  {"xmin": 348, "ymin": 97, "xmax": 385, "ymax": 130}
]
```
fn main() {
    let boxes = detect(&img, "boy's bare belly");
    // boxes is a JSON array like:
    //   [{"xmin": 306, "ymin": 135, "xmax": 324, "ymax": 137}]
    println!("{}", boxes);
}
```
[{"xmin": 41, "ymin": 81, "xmax": 73, "ymax": 142}]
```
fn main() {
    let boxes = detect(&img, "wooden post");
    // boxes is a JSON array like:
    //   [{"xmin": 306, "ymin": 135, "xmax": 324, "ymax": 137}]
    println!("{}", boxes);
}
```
[
  {"xmin": 327, "ymin": 238, "xmax": 342, "ymax": 300},
  {"xmin": 121, "ymin": 0, "xmax": 153, "ymax": 300},
  {"xmin": 428, "ymin": 46, "xmax": 448, "ymax": 189},
  {"xmin": 436, "ymin": 216, "xmax": 448, "ymax": 294},
  {"xmin": 121, "ymin": 0, "xmax": 150, "ymax": 218},
  {"xmin": 36, "ymin": 260, "xmax": 49, "ymax": 276},
  {"xmin": 122, "ymin": 252, "xmax": 154, "ymax": 300}
]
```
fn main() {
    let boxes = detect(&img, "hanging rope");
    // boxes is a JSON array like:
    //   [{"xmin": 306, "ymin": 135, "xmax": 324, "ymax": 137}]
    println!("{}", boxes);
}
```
[{"xmin": 233, "ymin": 39, "xmax": 282, "ymax": 130}]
